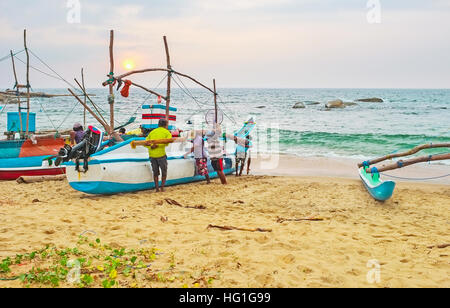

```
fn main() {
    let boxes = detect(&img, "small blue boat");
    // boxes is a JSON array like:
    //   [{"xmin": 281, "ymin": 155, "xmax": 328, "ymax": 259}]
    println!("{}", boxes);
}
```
[{"xmin": 358, "ymin": 167, "xmax": 396, "ymax": 201}]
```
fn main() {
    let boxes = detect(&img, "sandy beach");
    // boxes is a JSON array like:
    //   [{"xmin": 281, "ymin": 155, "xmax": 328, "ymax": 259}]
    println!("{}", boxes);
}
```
[{"xmin": 0, "ymin": 155, "xmax": 448, "ymax": 288}]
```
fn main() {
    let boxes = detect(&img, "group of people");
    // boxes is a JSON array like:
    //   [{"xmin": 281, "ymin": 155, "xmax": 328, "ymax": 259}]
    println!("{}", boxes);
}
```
[{"xmin": 70, "ymin": 119, "xmax": 251, "ymax": 193}]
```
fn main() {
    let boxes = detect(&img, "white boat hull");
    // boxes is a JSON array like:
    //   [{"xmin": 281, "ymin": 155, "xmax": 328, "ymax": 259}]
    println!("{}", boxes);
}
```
[{"xmin": 65, "ymin": 138, "xmax": 235, "ymax": 195}]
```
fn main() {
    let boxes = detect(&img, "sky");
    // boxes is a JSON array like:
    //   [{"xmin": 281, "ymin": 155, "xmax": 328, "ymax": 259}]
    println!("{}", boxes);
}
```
[{"xmin": 0, "ymin": 0, "xmax": 449, "ymax": 89}]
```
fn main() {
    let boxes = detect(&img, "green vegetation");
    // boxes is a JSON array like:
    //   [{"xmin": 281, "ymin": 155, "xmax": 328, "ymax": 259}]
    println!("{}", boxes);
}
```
[{"xmin": 0, "ymin": 236, "xmax": 217, "ymax": 288}]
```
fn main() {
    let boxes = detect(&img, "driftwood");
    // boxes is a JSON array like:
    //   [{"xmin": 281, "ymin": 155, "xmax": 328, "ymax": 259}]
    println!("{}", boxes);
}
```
[
  {"xmin": 366, "ymin": 153, "xmax": 450, "ymax": 173},
  {"xmin": 427, "ymin": 243, "xmax": 450, "ymax": 249},
  {"xmin": 165, "ymin": 198, "xmax": 206, "ymax": 210},
  {"xmin": 276, "ymin": 217, "xmax": 325, "ymax": 223},
  {"xmin": 207, "ymin": 224, "xmax": 272, "ymax": 232},
  {"xmin": 358, "ymin": 143, "xmax": 450, "ymax": 168},
  {"xmin": 16, "ymin": 174, "xmax": 66, "ymax": 184}
]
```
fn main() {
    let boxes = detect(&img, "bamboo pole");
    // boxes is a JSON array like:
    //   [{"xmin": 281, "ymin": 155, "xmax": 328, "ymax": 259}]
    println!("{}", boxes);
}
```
[
  {"xmin": 24, "ymin": 29, "xmax": 30, "ymax": 137},
  {"xmin": 10, "ymin": 50, "xmax": 23, "ymax": 135},
  {"xmin": 358, "ymin": 143, "xmax": 450, "ymax": 168},
  {"xmin": 102, "ymin": 68, "xmax": 169, "ymax": 85},
  {"xmin": 172, "ymin": 70, "xmax": 216, "ymax": 94},
  {"xmin": 67, "ymin": 88, "xmax": 110, "ymax": 132},
  {"xmin": 74, "ymin": 78, "xmax": 108, "ymax": 126},
  {"xmin": 366, "ymin": 153, "xmax": 450, "ymax": 173},
  {"xmin": 108, "ymin": 30, "xmax": 115, "ymax": 131},
  {"xmin": 127, "ymin": 80, "xmax": 166, "ymax": 100},
  {"xmin": 81, "ymin": 68, "xmax": 86, "ymax": 127},
  {"xmin": 213, "ymin": 79, "xmax": 218, "ymax": 123},
  {"xmin": 163, "ymin": 36, "xmax": 172, "ymax": 124}
]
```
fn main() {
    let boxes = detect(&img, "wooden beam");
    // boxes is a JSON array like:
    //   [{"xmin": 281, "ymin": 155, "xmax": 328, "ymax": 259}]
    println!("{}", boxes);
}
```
[
  {"xmin": 172, "ymin": 70, "xmax": 216, "ymax": 95},
  {"xmin": 10, "ymin": 50, "xmax": 23, "ymax": 135},
  {"xmin": 164, "ymin": 36, "xmax": 171, "ymax": 124},
  {"xmin": 24, "ymin": 29, "xmax": 30, "ymax": 137},
  {"xmin": 108, "ymin": 30, "xmax": 115, "ymax": 131},
  {"xmin": 213, "ymin": 79, "xmax": 218, "ymax": 123},
  {"xmin": 74, "ymin": 78, "xmax": 108, "ymax": 126},
  {"xmin": 81, "ymin": 68, "xmax": 86, "ymax": 127},
  {"xmin": 67, "ymin": 88, "xmax": 110, "ymax": 133},
  {"xmin": 366, "ymin": 153, "xmax": 450, "ymax": 173},
  {"xmin": 358, "ymin": 143, "xmax": 450, "ymax": 167},
  {"xmin": 128, "ymin": 81, "xmax": 167, "ymax": 100},
  {"xmin": 102, "ymin": 68, "xmax": 169, "ymax": 86}
]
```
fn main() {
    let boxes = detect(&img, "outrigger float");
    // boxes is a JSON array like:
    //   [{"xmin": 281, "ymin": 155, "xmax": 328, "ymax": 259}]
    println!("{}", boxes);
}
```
[
  {"xmin": 359, "ymin": 143, "xmax": 450, "ymax": 201},
  {"xmin": 54, "ymin": 31, "xmax": 253, "ymax": 195}
]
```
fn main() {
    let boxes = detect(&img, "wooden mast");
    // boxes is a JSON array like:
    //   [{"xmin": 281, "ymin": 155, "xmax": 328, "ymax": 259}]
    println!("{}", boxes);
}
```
[
  {"xmin": 213, "ymin": 79, "xmax": 218, "ymax": 123},
  {"xmin": 163, "ymin": 36, "xmax": 171, "ymax": 125},
  {"xmin": 81, "ymin": 68, "xmax": 86, "ymax": 128},
  {"xmin": 108, "ymin": 30, "xmax": 115, "ymax": 131},
  {"xmin": 10, "ymin": 50, "xmax": 23, "ymax": 135},
  {"xmin": 24, "ymin": 29, "xmax": 30, "ymax": 137}
]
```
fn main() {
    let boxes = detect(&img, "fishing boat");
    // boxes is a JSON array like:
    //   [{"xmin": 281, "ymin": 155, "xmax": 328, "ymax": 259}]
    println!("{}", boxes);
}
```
[
  {"xmin": 0, "ymin": 30, "xmax": 67, "ymax": 180},
  {"xmin": 359, "ymin": 143, "xmax": 450, "ymax": 201},
  {"xmin": 56, "ymin": 31, "xmax": 253, "ymax": 194}
]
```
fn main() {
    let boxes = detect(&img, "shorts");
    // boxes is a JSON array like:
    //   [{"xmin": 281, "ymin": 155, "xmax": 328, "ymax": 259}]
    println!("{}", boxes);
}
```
[
  {"xmin": 150, "ymin": 156, "xmax": 168, "ymax": 178},
  {"xmin": 211, "ymin": 158, "xmax": 223, "ymax": 172},
  {"xmin": 236, "ymin": 157, "xmax": 246, "ymax": 165},
  {"xmin": 195, "ymin": 158, "xmax": 208, "ymax": 176}
]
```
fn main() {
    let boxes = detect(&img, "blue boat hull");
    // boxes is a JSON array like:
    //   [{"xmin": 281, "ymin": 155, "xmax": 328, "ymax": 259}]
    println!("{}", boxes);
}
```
[{"xmin": 359, "ymin": 168, "xmax": 396, "ymax": 201}]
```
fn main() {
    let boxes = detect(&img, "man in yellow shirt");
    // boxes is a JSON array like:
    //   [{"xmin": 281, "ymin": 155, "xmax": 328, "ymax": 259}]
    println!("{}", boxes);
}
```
[{"xmin": 145, "ymin": 119, "xmax": 173, "ymax": 192}]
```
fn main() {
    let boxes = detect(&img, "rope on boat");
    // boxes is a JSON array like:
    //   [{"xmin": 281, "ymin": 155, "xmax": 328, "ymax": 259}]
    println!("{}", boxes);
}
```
[
  {"xmin": 28, "ymin": 48, "xmax": 79, "ymax": 91},
  {"xmin": 381, "ymin": 172, "xmax": 450, "ymax": 181},
  {"xmin": 0, "ymin": 49, "xmax": 24, "ymax": 63},
  {"xmin": 13, "ymin": 55, "xmax": 64, "ymax": 82}
]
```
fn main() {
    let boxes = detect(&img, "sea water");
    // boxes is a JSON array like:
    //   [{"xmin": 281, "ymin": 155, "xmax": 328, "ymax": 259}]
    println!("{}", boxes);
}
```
[{"xmin": 1, "ymin": 88, "xmax": 449, "ymax": 161}]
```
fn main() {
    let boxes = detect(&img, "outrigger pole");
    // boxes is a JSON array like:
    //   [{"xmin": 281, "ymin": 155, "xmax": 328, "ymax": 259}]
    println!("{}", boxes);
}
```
[{"xmin": 360, "ymin": 142, "xmax": 450, "ymax": 173}]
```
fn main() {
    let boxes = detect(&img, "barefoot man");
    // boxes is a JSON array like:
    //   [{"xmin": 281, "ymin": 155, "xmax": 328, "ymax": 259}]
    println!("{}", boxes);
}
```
[{"xmin": 146, "ymin": 119, "xmax": 172, "ymax": 192}]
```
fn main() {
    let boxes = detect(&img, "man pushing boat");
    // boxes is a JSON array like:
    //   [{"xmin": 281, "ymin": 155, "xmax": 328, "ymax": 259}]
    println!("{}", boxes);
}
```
[{"xmin": 131, "ymin": 118, "xmax": 174, "ymax": 192}]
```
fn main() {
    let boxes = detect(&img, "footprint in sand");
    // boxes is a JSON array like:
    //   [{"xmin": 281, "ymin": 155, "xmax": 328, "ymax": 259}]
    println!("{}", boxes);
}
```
[{"xmin": 281, "ymin": 254, "xmax": 296, "ymax": 264}]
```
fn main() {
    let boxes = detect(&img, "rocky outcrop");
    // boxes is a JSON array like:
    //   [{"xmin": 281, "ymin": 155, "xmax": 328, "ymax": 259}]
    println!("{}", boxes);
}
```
[
  {"xmin": 256, "ymin": 106, "xmax": 266, "ymax": 109},
  {"xmin": 292, "ymin": 102, "xmax": 306, "ymax": 109},
  {"xmin": 325, "ymin": 99, "xmax": 344, "ymax": 109},
  {"xmin": 356, "ymin": 97, "xmax": 383, "ymax": 103}
]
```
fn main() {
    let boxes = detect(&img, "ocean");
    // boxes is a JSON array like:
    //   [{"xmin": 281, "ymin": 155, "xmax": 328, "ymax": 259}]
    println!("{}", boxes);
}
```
[{"xmin": 1, "ymin": 88, "xmax": 449, "ymax": 162}]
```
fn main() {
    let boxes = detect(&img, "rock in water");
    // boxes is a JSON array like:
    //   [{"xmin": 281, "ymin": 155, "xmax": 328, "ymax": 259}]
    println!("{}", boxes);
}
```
[
  {"xmin": 356, "ymin": 97, "xmax": 384, "ymax": 103},
  {"xmin": 343, "ymin": 102, "xmax": 358, "ymax": 107},
  {"xmin": 256, "ymin": 106, "xmax": 266, "ymax": 109},
  {"xmin": 293, "ymin": 102, "xmax": 306, "ymax": 109},
  {"xmin": 325, "ymin": 99, "xmax": 344, "ymax": 109}
]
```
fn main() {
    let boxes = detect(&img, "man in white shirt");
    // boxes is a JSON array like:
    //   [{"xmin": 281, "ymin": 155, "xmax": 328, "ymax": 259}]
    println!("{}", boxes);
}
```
[{"xmin": 206, "ymin": 124, "xmax": 227, "ymax": 185}]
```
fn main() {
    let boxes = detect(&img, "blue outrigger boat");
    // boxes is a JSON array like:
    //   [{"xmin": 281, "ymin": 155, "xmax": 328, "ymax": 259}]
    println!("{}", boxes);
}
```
[{"xmin": 359, "ymin": 143, "xmax": 450, "ymax": 201}]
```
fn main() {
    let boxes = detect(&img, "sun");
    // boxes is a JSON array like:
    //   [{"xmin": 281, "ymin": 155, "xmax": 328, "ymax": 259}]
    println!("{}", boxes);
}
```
[{"xmin": 123, "ymin": 59, "xmax": 135, "ymax": 70}]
